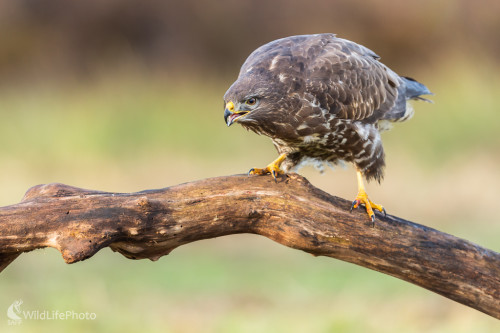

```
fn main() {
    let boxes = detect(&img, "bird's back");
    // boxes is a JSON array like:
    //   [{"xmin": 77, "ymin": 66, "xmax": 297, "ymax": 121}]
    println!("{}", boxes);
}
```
[{"xmin": 241, "ymin": 33, "xmax": 431, "ymax": 125}]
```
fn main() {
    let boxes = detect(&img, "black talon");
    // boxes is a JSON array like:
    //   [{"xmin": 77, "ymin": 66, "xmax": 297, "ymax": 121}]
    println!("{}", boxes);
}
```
[
  {"xmin": 370, "ymin": 214, "xmax": 375, "ymax": 227},
  {"xmin": 271, "ymin": 170, "xmax": 278, "ymax": 182},
  {"xmin": 382, "ymin": 207, "xmax": 387, "ymax": 217},
  {"xmin": 248, "ymin": 168, "xmax": 255, "ymax": 176},
  {"xmin": 350, "ymin": 200, "xmax": 358, "ymax": 213}
]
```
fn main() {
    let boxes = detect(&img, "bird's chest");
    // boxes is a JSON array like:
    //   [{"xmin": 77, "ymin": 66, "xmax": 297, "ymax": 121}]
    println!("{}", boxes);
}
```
[{"xmin": 272, "ymin": 119, "xmax": 369, "ymax": 163}]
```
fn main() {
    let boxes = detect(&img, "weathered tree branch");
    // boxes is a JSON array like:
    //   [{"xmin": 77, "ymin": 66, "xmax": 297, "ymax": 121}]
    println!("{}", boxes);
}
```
[{"xmin": 0, "ymin": 174, "xmax": 499, "ymax": 318}]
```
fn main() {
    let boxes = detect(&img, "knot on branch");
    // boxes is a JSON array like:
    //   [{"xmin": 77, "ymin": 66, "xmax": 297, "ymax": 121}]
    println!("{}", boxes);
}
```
[{"xmin": 22, "ymin": 183, "xmax": 109, "ymax": 202}]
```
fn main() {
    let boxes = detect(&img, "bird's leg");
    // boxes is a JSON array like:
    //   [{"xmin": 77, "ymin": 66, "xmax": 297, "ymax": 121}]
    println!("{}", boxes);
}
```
[
  {"xmin": 249, "ymin": 153, "xmax": 287, "ymax": 182},
  {"xmin": 350, "ymin": 170, "xmax": 386, "ymax": 224}
]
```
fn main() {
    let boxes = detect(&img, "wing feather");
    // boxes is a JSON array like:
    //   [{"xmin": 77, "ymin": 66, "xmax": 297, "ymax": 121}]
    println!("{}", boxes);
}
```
[
  {"xmin": 237, "ymin": 34, "xmax": 404, "ymax": 123},
  {"xmin": 304, "ymin": 35, "xmax": 401, "ymax": 122}
]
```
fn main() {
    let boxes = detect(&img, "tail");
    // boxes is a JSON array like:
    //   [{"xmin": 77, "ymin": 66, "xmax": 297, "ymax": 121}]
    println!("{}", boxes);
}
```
[
  {"xmin": 380, "ymin": 76, "xmax": 433, "ymax": 122},
  {"xmin": 402, "ymin": 77, "xmax": 433, "ymax": 103}
]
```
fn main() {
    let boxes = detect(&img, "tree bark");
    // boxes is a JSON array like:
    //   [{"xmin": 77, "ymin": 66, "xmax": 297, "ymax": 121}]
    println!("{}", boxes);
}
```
[{"xmin": 0, "ymin": 174, "xmax": 499, "ymax": 319}]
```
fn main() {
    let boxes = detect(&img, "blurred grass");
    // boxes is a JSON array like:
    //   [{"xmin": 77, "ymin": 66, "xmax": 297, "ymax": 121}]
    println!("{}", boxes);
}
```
[
  {"xmin": 1, "ymin": 59, "xmax": 500, "ymax": 332},
  {"xmin": 387, "ymin": 58, "xmax": 500, "ymax": 165},
  {"xmin": 0, "ymin": 75, "xmax": 238, "ymax": 161},
  {"xmin": 2, "ymin": 237, "xmax": 499, "ymax": 333}
]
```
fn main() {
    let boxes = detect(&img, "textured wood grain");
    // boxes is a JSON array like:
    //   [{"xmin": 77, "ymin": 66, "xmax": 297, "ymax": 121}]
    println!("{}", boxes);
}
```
[{"xmin": 0, "ymin": 174, "xmax": 499, "ymax": 319}]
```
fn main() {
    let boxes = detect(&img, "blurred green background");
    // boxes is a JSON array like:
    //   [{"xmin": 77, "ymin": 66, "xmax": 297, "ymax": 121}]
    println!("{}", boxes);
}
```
[{"xmin": 1, "ymin": 0, "xmax": 499, "ymax": 332}]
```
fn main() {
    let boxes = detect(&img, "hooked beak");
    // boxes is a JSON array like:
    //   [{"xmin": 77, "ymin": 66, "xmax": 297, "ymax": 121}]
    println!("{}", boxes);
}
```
[{"xmin": 224, "ymin": 101, "xmax": 249, "ymax": 127}]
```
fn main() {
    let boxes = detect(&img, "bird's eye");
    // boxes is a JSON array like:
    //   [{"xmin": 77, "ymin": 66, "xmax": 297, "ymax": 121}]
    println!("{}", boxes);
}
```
[{"xmin": 245, "ymin": 97, "xmax": 257, "ymax": 106}]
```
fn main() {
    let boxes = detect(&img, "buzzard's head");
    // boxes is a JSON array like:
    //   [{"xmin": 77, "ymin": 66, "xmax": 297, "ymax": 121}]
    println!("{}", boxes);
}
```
[
  {"xmin": 223, "ymin": 73, "xmax": 285, "ymax": 129},
  {"xmin": 224, "ymin": 36, "xmax": 308, "ymax": 133}
]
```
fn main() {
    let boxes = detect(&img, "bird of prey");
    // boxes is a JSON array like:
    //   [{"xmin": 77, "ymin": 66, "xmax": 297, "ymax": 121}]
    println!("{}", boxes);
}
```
[{"xmin": 223, "ymin": 34, "xmax": 431, "ymax": 222}]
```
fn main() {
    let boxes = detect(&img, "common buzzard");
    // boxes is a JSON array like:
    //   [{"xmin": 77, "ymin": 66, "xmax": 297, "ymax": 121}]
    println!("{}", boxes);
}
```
[{"xmin": 223, "ymin": 34, "xmax": 431, "ymax": 222}]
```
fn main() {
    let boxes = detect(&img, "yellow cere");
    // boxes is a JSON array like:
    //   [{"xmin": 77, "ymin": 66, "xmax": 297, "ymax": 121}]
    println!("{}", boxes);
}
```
[{"xmin": 225, "ymin": 101, "xmax": 235, "ymax": 112}]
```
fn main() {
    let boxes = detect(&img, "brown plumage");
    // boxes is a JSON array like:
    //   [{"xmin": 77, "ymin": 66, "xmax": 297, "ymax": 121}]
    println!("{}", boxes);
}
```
[
  {"xmin": 223, "ymin": 34, "xmax": 431, "ymax": 221},
  {"xmin": 224, "ymin": 34, "xmax": 430, "ymax": 181}
]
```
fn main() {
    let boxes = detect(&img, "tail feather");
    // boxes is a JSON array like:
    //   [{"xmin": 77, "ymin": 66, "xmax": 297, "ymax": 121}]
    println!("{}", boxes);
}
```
[
  {"xmin": 381, "ymin": 76, "xmax": 432, "ymax": 122},
  {"xmin": 402, "ymin": 76, "xmax": 433, "ymax": 101}
]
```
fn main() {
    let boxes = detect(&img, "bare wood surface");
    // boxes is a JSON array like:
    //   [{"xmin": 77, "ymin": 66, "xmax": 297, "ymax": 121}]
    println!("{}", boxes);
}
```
[{"xmin": 0, "ymin": 174, "xmax": 499, "ymax": 319}]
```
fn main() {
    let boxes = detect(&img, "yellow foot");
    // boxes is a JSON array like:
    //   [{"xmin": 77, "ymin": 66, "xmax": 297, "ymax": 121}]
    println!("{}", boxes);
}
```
[
  {"xmin": 350, "ymin": 189, "xmax": 386, "ymax": 224},
  {"xmin": 248, "ymin": 153, "xmax": 286, "ymax": 182}
]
